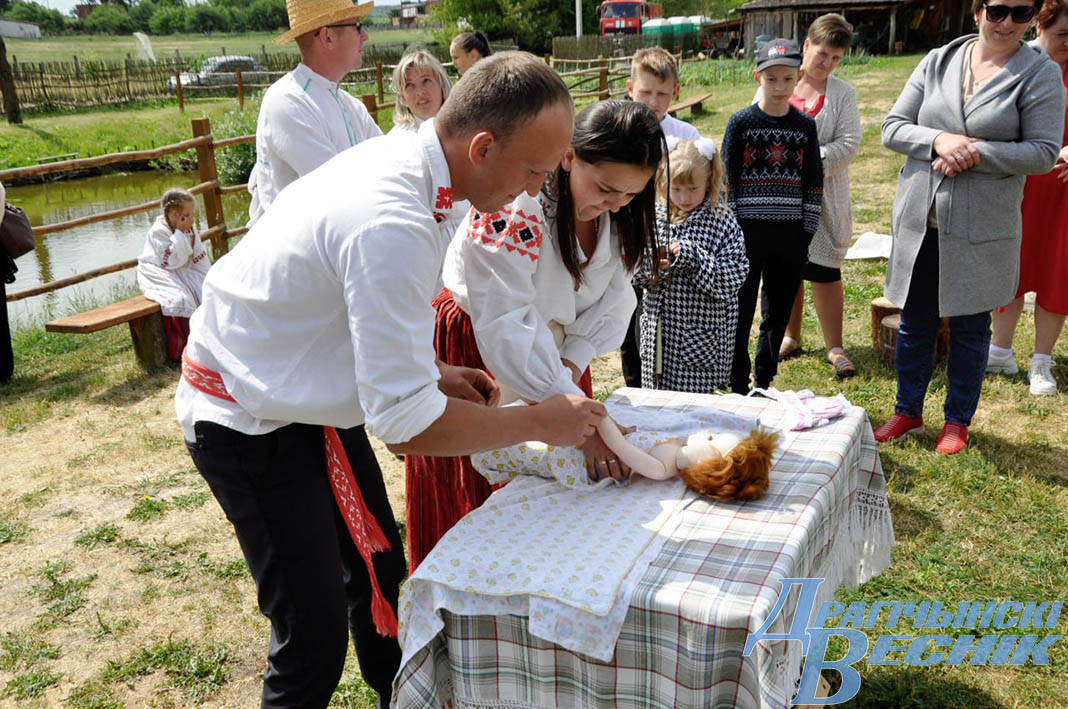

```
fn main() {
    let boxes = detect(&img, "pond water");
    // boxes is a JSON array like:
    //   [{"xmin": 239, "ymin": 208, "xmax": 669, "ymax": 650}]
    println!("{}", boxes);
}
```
[{"xmin": 5, "ymin": 170, "xmax": 251, "ymax": 330}]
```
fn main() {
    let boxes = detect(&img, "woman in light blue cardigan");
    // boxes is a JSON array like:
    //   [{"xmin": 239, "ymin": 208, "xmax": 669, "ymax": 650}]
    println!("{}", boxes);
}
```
[{"xmin": 878, "ymin": 0, "xmax": 1064, "ymax": 454}]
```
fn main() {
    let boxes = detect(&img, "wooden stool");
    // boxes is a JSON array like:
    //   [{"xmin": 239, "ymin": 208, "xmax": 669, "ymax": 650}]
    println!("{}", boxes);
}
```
[{"xmin": 879, "ymin": 313, "xmax": 951, "ymax": 368}]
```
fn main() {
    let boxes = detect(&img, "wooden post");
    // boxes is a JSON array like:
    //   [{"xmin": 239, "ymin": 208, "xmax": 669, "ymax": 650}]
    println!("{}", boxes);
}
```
[
  {"xmin": 262, "ymin": 44, "xmax": 269, "ymax": 66},
  {"xmin": 129, "ymin": 312, "xmax": 167, "ymax": 369},
  {"xmin": 544, "ymin": 53, "xmax": 551, "ymax": 65},
  {"xmin": 889, "ymin": 9, "xmax": 897, "ymax": 55},
  {"xmin": 73, "ymin": 54, "xmax": 79, "ymax": 80},
  {"xmin": 38, "ymin": 64, "xmax": 47, "ymax": 103},
  {"xmin": 598, "ymin": 58, "xmax": 609, "ymax": 100},
  {"xmin": 124, "ymin": 56, "xmax": 132, "ymax": 99},
  {"xmin": 221, "ymin": 46, "xmax": 226, "ymax": 56},
  {"xmin": 360, "ymin": 93, "xmax": 378, "ymax": 125},
  {"xmin": 175, "ymin": 71, "xmax": 184, "ymax": 112},
  {"xmin": 376, "ymin": 61, "xmax": 384, "ymax": 103},
  {"xmin": 236, "ymin": 68, "xmax": 244, "ymax": 110},
  {"xmin": 191, "ymin": 118, "xmax": 229, "ymax": 259}
]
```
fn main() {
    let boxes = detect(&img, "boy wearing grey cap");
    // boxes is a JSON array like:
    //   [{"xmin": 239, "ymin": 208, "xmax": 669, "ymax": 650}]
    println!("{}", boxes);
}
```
[{"xmin": 723, "ymin": 38, "xmax": 824, "ymax": 394}]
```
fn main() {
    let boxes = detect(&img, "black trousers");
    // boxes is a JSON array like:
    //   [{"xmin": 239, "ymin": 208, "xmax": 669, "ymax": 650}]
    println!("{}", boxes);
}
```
[
  {"xmin": 730, "ymin": 220, "xmax": 811, "ymax": 394},
  {"xmin": 187, "ymin": 421, "xmax": 406, "ymax": 709},
  {"xmin": 0, "ymin": 277, "xmax": 11, "ymax": 384},
  {"xmin": 619, "ymin": 285, "xmax": 643, "ymax": 388}
]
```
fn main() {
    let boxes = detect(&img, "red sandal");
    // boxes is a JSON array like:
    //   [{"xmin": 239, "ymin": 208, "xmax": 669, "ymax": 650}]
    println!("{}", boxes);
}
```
[{"xmin": 873, "ymin": 414, "xmax": 924, "ymax": 443}]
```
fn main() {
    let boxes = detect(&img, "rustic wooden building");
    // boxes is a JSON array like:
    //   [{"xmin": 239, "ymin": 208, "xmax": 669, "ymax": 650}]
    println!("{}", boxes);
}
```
[{"xmin": 735, "ymin": 0, "xmax": 975, "ymax": 57}]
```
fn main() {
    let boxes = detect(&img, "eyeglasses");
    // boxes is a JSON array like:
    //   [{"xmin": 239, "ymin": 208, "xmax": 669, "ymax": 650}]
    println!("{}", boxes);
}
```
[
  {"xmin": 324, "ymin": 21, "xmax": 363, "ymax": 32},
  {"xmin": 982, "ymin": 3, "xmax": 1037, "ymax": 24}
]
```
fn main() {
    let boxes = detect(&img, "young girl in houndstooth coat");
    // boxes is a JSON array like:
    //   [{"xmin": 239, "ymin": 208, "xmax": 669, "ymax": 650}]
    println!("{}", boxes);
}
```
[{"xmin": 634, "ymin": 138, "xmax": 749, "ymax": 392}]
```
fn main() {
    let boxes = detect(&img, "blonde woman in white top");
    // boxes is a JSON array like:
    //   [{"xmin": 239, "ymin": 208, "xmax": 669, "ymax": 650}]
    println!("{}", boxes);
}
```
[
  {"xmin": 404, "ymin": 100, "xmax": 665, "ymax": 572},
  {"xmin": 387, "ymin": 49, "xmax": 451, "ymax": 134}
]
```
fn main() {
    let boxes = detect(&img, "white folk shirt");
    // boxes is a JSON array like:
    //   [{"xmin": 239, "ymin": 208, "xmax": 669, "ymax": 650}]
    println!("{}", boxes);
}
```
[
  {"xmin": 443, "ymin": 190, "xmax": 636, "ymax": 404},
  {"xmin": 661, "ymin": 113, "xmax": 700, "ymax": 141},
  {"xmin": 246, "ymin": 62, "xmax": 382, "ymax": 226},
  {"xmin": 176, "ymin": 121, "xmax": 452, "ymax": 444}
]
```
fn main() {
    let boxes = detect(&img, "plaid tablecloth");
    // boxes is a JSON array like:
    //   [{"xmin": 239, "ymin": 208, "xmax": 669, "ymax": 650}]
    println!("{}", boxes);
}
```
[{"xmin": 393, "ymin": 389, "xmax": 895, "ymax": 709}]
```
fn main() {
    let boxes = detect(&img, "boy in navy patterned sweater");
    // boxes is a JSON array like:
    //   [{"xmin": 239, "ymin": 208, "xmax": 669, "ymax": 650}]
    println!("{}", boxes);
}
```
[{"xmin": 723, "ymin": 38, "xmax": 823, "ymax": 394}]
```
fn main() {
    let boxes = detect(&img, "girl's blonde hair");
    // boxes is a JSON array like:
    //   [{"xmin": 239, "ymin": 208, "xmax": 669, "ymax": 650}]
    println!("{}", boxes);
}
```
[
  {"xmin": 160, "ymin": 188, "xmax": 195, "ymax": 217},
  {"xmin": 656, "ymin": 140, "xmax": 725, "ymax": 223},
  {"xmin": 392, "ymin": 50, "xmax": 451, "ymax": 129}
]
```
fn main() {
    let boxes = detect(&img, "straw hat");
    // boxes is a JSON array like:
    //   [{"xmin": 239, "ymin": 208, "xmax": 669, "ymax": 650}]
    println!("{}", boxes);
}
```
[{"xmin": 274, "ymin": 0, "xmax": 374, "ymax": 45}]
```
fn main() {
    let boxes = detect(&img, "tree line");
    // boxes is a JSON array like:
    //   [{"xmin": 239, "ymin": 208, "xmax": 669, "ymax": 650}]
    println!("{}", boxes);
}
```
[{"xmin": 0, "ymin": 0, "xmax": 395, "ymax": 36}]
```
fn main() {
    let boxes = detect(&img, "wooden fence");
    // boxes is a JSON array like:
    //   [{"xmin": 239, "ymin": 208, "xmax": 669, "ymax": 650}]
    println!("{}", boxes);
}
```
[
  {"xmin": 1, "ymin": 118, "xmax": 253, "ymax": 304},
  {"xmin": 2, "ymin": 40, "xmax": 518, "ymax": 112}
]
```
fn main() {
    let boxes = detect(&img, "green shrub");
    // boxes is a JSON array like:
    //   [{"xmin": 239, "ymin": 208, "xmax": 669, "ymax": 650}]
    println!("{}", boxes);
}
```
[
  {"xmin": 215, "ymin": 91, "xmax": 261, "ymax": 186},
  {"xmin": 85, "ymin": 5, "xmax": 134, "ymax": 34},
  {"xmin": 149, "ymin": 5, "xmax": 188, "ymax": 35}
]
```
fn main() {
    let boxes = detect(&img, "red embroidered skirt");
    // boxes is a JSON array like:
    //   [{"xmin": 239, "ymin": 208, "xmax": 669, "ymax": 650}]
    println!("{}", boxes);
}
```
[{"xmin": 404, "ymin": 289, "xmax": 592, "ymax": 574}]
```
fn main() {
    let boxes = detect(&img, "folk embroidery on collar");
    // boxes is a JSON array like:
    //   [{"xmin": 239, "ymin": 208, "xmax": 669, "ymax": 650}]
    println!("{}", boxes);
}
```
[
  {"xmin": 433, "ymin": 186, "xmax": 453, "ymax": 224},
  {"xmin": 466, "ymin": 205, "xmax": 545, "ymax": 262}
]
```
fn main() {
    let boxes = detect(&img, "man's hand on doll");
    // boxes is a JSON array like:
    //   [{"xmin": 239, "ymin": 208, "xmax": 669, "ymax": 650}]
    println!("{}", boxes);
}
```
[
  {"xmin": 581, "ymin": 421, "xmax": 636, "ymax": 484},
  {"xmin": 436, "ymin": 361, "xmax": 500, "ymax": 406}
]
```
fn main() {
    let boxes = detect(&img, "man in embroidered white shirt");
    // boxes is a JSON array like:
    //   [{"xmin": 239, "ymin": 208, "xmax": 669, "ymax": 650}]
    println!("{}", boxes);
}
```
[
  {"xmin": 246, "ymin": 0, "xmax": 381, "ymax": 226},
  {"xmin": 177, "ymin": 52, "xmax": 605, "ymax": 709}
]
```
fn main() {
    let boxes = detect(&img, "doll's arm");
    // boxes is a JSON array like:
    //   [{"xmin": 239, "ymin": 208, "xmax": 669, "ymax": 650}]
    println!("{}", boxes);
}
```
[{"xmin": 595, "ymin": 416, "xmax": 676, "ymax": 480}]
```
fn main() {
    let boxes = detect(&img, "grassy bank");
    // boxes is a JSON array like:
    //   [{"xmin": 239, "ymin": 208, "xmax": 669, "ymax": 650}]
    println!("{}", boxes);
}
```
[
  {"xmin": 2, "ymin": 29, "xmax": 436, "ymax": 64},
  {"xmin": 0, "ymin": 54, "xmax": 1066, "ymax": 707}
]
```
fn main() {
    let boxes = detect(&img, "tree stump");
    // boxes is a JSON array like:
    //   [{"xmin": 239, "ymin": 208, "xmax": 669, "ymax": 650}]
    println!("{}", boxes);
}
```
[
  {"xmin": 871, "ymin": 296, "xmax": 900, "ymax": 350},
  {"xmin": 880, "ymin": 314, "xmax": 900, "ymax": 367},
  {"xmin": 129, "ymin": 311, "xmax": 167, "ymax": 369},
  {"xmin": 879, "ymin": 314, "xmax": 951, "ymax": 368}
]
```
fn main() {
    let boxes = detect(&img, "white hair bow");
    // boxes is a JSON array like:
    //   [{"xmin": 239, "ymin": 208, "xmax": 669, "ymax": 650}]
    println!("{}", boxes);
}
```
[
  {"xmin": 695, "ymin": 137, "xmax": 717, "ymax": 160},
  {"xmin": 665, "ymin": 135, "xmax": 681, "ymax": 153}
]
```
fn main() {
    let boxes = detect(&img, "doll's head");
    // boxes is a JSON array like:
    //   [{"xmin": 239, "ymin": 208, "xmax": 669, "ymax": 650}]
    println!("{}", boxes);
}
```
[
  {"xmin": 161, "ymin": 188, "xmax": 196, "ymax": 233},
  {"xmin": 677, "ymin": 428, "xmax": 777, "ymax": 501}
]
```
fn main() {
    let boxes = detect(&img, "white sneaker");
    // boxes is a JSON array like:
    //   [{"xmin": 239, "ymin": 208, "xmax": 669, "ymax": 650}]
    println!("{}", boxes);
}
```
[
  {"xmin": 986, "ymin": 348, "xmax": 1018, "ymax": 374},
  {"xmin": 1029, "ymin": 359, "xmax": 1057, "ymax": 396}
]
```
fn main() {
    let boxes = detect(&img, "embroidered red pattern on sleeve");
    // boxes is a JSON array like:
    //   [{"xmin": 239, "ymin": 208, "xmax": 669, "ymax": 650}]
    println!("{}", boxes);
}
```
[{"xmin": 465, "ymin": 206, "xmax": 545, "ymax": 262}]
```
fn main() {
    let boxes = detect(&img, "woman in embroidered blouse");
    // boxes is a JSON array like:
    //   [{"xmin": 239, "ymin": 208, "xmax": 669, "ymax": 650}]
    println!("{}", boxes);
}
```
[
  {"xmin": 877, "ymin": 0, "xmax": 1063, "ymax": 454},
  {"xmin": 774, "ymin": 13, "xmax": 862, "ymax": 378},
  {"xmin": 404, "ymin": 100, "xmax": 664, "ymax": 572}
]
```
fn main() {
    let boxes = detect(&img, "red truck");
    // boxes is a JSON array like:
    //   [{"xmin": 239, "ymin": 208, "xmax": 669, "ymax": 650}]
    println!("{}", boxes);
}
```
[{"xmin": 598, "ymin": 0, "xmax": 663, "ymax": 36}]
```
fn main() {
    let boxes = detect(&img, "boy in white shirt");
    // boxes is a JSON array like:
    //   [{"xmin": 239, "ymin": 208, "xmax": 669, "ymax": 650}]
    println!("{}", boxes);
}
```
[{"xmin": 627, "ymin": 47, "xmax": 700, "ymax": 141}]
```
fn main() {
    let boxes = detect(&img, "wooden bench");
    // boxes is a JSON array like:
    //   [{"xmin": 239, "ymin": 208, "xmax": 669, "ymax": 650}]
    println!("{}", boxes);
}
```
[
  {"xmin": 45, "ymin": 295, "xmax": 166, "ymax": 369},
  {"xmin": 667, "ymin": 92, "xmax": 713, "ymax": 119},
  {"xmin": 873, "ymin": 295, "xmax": 949, "ymax": 368},
  {"xmin": 35, "ymin": 152, "xmax": 78, "ymax": 164}
]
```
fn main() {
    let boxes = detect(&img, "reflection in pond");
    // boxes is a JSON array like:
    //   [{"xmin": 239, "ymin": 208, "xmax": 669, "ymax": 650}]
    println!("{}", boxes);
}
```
[{"xmin": 5, "ymin": 170, "xmax": 250, "ymax": 329}]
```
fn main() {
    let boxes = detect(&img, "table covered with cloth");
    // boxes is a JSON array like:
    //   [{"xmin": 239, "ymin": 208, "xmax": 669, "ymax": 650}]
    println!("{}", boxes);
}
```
[{"xmin": 392, "ymin": 388, "xmax": 895, "ymax": 708}]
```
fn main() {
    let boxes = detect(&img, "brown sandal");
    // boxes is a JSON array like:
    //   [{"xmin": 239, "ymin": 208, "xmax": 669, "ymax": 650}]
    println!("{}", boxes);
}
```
[
  {"xmin": 827, "ymin": 350, "xmax": 856, "ymax": 379},
  {"xmin": 779, "ymin": 337, "xmax": 802, "ymax": 362}
]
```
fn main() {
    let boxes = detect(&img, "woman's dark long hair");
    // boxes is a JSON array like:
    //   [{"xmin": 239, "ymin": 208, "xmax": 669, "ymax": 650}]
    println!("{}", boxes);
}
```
[
  {"xmin": 452, "ymin": 30, "xmax": 492, "ymax": 58},
  {"xmin": 542, "ymin": 99, "xmax": 665, "ymax": 286}
]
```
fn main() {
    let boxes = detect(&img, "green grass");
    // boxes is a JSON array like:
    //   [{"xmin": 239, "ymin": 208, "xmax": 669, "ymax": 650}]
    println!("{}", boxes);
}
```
[
  {"xmin": 0, "ymin": 516, "xmax": 30, "ymax": 544},
  {"xmin": 29, "ymin": 560, "xmax": 97, "ymax": 627},
  {"xmin": 126, "ymin": 496, "xmax": 168, "ymax": 522},
  {"xmin": 74, "ymin": 523, "xmax": 121, "ymax": 550},
  {"xmin": 3, "ymin": 668, "xmax": 61, "ymax": 700},
  {"xmin": 2, "ymin": 28, "xmax": 436, "ymax": 64},
  {"xmin": 98, "ymin": 639, "xmax": 230, "ymax": 704}
]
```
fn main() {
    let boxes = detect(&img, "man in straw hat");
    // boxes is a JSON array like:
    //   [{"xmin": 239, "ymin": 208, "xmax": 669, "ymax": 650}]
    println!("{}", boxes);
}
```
[
  {"xmin": 176, "ymin": 52, "xmax": 602, "ymax": 708},
  {"xmin": 247, "ymin": 0, "xmax": 380, "ymax": 226}
]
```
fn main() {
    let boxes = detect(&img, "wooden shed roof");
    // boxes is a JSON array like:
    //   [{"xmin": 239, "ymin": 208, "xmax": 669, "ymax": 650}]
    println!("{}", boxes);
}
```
[{"xmin": 735, "ymin": 0, "xmax": 916, "ymax": 12}]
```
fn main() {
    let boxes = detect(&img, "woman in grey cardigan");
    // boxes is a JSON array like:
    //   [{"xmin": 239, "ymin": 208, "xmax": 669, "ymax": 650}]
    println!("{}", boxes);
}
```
[
  {"xmin": 776, "ymin": 13, "xmax": 863, "ymax": 378},
  {"xmin": 878, "ymin": 0, "xmax": 1064, "ymax": 454}
]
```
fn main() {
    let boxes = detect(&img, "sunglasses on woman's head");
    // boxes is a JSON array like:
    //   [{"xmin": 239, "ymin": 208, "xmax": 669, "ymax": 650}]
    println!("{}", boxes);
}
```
[{"xmin": 982, "ymin": 3, "xmax": 1037, "ymax": 23}]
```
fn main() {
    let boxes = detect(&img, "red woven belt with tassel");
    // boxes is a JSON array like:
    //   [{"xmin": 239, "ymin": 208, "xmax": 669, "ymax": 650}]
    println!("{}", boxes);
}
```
[{"xmin": 182, "ymin": 352, "xmax": 398, "ymax": 637}]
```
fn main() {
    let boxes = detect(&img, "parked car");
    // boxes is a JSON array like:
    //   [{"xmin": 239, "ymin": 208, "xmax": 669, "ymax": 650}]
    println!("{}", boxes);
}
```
[{"xmin": 167, "ymin": 55, "xmax": 269, "ymax": 92}]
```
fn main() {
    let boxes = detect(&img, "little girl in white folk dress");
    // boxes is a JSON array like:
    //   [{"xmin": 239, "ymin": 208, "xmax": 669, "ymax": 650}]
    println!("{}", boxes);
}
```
[
  {"xmin": 137, "ymin": 188, "xmax": 211, "ymax": 362},
  {"xmin": 634, "ymin": 138, "xmax": 749, "ymax": 392}
]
